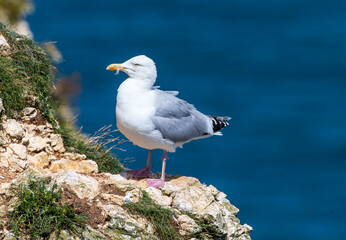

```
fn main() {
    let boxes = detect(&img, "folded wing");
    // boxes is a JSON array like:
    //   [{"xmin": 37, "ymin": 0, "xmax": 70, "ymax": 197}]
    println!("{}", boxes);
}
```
[{"xmin": 152, "ymin": 90, "xmax": 212, "ymax": 143}]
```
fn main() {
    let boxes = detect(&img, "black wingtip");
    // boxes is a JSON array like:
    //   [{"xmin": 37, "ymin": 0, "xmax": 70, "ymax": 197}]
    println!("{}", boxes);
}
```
[{"xmin": 210, "ymin": 116, "xmax": 230, "ymax": 132}]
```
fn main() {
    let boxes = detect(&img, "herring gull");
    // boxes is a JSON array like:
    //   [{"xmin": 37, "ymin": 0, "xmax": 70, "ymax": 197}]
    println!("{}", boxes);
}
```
[{"xmin": 106, "ymin": 55, "xmax": 230, "ymax": 187}]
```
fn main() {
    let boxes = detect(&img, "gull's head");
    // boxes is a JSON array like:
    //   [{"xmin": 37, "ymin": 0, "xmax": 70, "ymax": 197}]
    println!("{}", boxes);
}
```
[{"xmin": 106, "ymin": 55, "xmax": 157, "ymax": 81}]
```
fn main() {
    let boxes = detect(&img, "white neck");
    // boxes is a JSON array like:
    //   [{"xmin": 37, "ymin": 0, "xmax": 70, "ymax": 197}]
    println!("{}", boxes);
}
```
[{"xmin": 126, "ymin": 77, "xmax": 156, "ymax": 90}]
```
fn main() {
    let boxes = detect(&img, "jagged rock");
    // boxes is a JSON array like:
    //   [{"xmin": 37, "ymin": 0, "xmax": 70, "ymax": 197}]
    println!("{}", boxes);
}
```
[
  {"xmin": 3, "ymin": 147, "xmax": 27, "ymax": 171},
  {"xmin": 104, "ymin": 174, "xmax": 135, "ymax": 192},
  {"xmin": 27, "ymin": 151, "xmax": 50, "ymax": 169},
  {"xmin": 123, "ymin": 188, "xmax": 141, "ymax": 203},
  {"xmin": 5, "ymin": 119, "xmax": 25, "ymax": 139},
  {"xmin": 22, "ymin": 124, "xmax": 36, "ymax": 145},
  {"xmin": 49, "ymin": 226, "xmax": 107, "ymax": 240},
  {"xmin": 207, "ymin": 184, "xmax": 220, "ymax": 197},
  {"xmin": 162, "ymin": 182, "xmax": 181, "ymax": 196},
  {"xmin": 0, "ymin": 156, "xmax": 9, "ymax": 167},
  {"xmin": 228, "ymin": 224, "xmax": 252, "ymax": 240},
  {"xmin": 81, "ymin": 226, "xmax": 108, "ymax": 240},
  {"xmin": 22, "ymin": 107, "xmax": 37, "ymax": 121},
  {"xmin": 11, "ymin": 168, "xmax": 47, "ymax": 188},
  {"xmin": 0, "ymin": 183, "xmax": 11, "ymax": 195},
  {"xmin": 27, "ymin": 136, "xmax": 47, "ymax": 152},
  {"xmin": 8, "ymin": 143, "xmax": 27, "ymax": 160},
  {"xmin": 0, "ymin": 131, "xmax": 9, "ymax": 146},
  {"xmin": 63, "ymin": 152, "xmax": 86, "ymax": 160},
  {"xmin": 145, "ymin": 187, "xmax": 172, "ymax": 206},
  {"xmin": 169, "ymin": 176, "xmax": 201, "ymax": 188},
  {"xmin": 54, "ymin": 170, "xmax": 99, "ymax": 200},
  {"xmin": 49, "ymin": 159, "xmax": 98, "ymax": 174},
  {"xmin": 131, "ymin": 178, "xmax": 148, "ymax": 189},
  {"xmin": 37, "ymin": 124, "xmax": 54, "ymax": 135},
  {"xmin": 100, "ymin": 216, "xmax": 144, "ymax": 240},
  {"xmin": 99, "ymin": 203, "xmax": 127, "ymax": 218},
  {"xmin": 201, "ymin": 202, "xmax": 228, "ymax": 234},
  {"xmin": 172, "ymin": 185, "xmax": 214, "ymax": 212},
  {"xmin": 49, "ymin": 134, "xmax": 65, "ymax": 152},
  {"xmin": 100, "ymin": 193, "xmax": 124, "ymax": 205},
  {"xmin": 0, "ymin": 34, "xmax": 10, "ymax": 49},
  {"xmin": 9, "ymin": 158, "xmax": 27, "ymax": 172},
  {"xmin": 178, "ymin": 214, "xmax": 201, "ymax": 236},
  {"xmin": 216, "ymin": 191, "xmax": 228, "ymax": 201},
  {"xmin": 218, "ymin": 196, "xmax": 239, "ymax": 216}
]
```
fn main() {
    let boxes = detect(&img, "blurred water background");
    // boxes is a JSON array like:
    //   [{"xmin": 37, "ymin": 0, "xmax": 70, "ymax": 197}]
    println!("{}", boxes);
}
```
[{"xmin": 27, "ymin": 0, "xmax": 346, "ymax": 239}]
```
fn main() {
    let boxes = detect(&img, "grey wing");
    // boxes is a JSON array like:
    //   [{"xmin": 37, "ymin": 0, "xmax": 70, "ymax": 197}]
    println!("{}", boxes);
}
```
[{"xmin": 152, "ymin": 90, "xmax": 211, "ymax": 143}]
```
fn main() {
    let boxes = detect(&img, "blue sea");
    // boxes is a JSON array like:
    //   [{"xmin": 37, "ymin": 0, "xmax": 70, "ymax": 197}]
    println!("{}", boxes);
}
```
[{"xmin": 28, "ymin": 1, "xmax": 346, "ymax": 239}]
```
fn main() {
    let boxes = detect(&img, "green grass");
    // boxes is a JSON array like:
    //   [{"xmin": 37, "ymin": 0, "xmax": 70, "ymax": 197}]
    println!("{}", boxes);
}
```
[
  {"xmin": 0, "ymin": 23, "xmax": 123, "ymax": 174},
  {"xmin": 124, "ymin": 191, "xmax": 181, "ymax": 240},
  {"xmin": 0, "ymin": 22, "xmax": 57, "ymax": 123},
  {"xmin": 8, "ymin": 177, "xmax": 86, "ymax": 239}
]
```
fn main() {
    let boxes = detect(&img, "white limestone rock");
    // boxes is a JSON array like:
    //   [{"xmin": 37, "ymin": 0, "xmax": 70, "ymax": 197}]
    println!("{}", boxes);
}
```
[
  {"xmin": 178, "ymin": 214, "xmax": 201, "ymax": 236},
  {"xmin": 172, "ymin": 185, "xmax": 214, "ymax": 212},
  {"xmin": 0, "ymin": 183, "xmax": 11, "ymax": 195},
  {"xmin": 49, "ymin": 159, "xmax": 98, "ymax": 174},
  {"xmin": 8, "ymin": 143, "xmax": 27, "ymax": 160},
  {"xmin": 48, "ymin": 134, "xmax": 65, "ymax": 152},
  {"xmin": 27, "ymin": 152, "xmax": 50, "ymax": 169},
  {"xmin": 104, "ymin": 174, "xmax": 135, "ymax": 192},
  {"xmin": 5, "ymin": 119, "xmax": 25, "ymax": 139},
  {"xmin": 145, "ymin": 187, "xmax": 172, "ymax": 206},
  {"xmin": 63, "ymin": 152, "xmax": 87, "ymax": 161},
  {"xmin": 201, "ymin": 202, "xmax": 228, "ymax": 234},
  {"xmin": 10, "ymin": 168, "xmax": 48, "ymax": 193},
  {"xmin": 0, "ymin": 131, "xmax": 9, "ymax": 146},
  {"xmin": 27, "ymin": 136, "xmax": 47, "ymax": 152},
  {"xmin": 0, "ymin": 34, "xmax": 10, "ymax": 49},
  {"xmin": 0, "ymin": 156, "xmax": 9, "ymax": 167},
  {"xmin": 22, "ymin": 107, "xmax": 37, "ymax": 121},
  {"xmin": 53, "ymin": 170, "xmax": 99, "ymax": 200}
]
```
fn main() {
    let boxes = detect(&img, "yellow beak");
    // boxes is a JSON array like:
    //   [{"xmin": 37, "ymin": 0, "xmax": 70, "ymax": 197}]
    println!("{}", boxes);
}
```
[{"xmin": 106, "ymin": 64, "xmax": 125, "ymax": 71}]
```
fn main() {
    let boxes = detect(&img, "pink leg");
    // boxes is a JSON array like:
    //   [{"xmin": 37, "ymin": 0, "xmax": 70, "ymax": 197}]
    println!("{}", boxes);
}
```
[
  {"xmin": 147, "ymin": 151, "xmax": 167, "ymax": 188},
  {"xmin": 128, "ymin": 150, "xmax": 153, "ymax": 178}
]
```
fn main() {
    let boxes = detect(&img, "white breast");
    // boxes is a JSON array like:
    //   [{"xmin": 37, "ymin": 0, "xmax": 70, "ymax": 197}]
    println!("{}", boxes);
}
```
[{"xmin": 115, "ymin": 79, "xmax": 175, "ymax": 152}]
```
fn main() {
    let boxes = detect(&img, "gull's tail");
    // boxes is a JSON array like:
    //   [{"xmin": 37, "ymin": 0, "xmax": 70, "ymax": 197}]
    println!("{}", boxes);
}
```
[{"xmin": 209, "ymin": 116, "xmax": 231, "ymax": 134}]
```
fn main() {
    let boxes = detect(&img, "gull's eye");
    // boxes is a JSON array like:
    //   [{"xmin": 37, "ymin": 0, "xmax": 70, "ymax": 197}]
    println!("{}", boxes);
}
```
[{"xmin": 134, "ymin": 63, "xmax": 140, "ymax": 67}]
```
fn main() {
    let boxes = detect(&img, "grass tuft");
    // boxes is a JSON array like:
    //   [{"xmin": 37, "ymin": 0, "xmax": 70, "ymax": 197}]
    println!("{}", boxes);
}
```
[
  {"xmin": 8, "ymin": 177, "xmax": 86, "ymax": 239},
  {"xmin": 124, "ymin": 191, "xmax": 181, "ymax": 240},
  {"xmin": 57, "ymin": 125, "xmax": 123, "ymax": 174},
  {"xmin": 0, "ymin": 22, "xmax": 58, "ymax": 124}
]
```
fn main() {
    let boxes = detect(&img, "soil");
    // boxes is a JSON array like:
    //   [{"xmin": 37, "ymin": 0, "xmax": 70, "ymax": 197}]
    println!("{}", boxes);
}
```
[
  {"xmin": 0, "ymin": 167, "xmax": 17, "ymax": 184},
  {"xmin": 30, "ymin": 110, "xmax": 47, "ymax": 126},
  {"xmin": 61, "ymin": 186, "xmax": 106, "ymax": 229}
]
